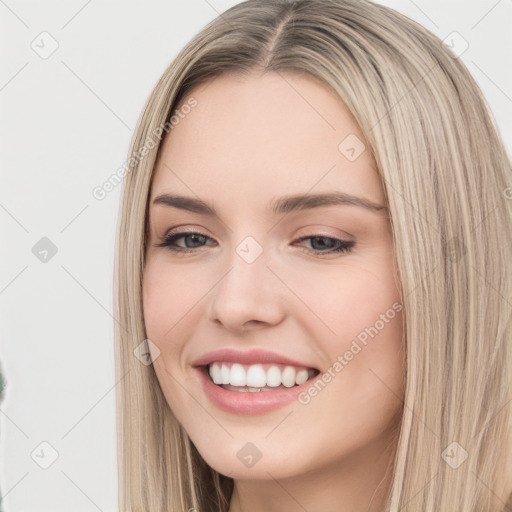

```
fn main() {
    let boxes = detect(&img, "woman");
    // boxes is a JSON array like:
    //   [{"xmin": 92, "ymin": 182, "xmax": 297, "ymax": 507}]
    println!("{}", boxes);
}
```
[{"xmin": 113, "ymin": 0, "xmax": 512, "ymax": 510}]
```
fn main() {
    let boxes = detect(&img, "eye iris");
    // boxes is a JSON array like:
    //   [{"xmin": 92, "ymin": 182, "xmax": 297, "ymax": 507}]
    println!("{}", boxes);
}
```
[
  {"xmin": 184, "ymin": 233, "xmax": 206, "ymax": 248},
  {"xmin": 310, "ymin": 237, "xmax": 336, "ymax": 250},
  {"xmin": 158, "ymin": 232, "xmax": 353, "ymax": 255}
]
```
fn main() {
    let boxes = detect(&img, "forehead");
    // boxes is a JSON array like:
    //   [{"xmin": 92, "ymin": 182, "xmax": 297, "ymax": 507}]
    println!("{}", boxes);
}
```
[{"xmin": 151, "ymin": 71, "xmax": 385, "ymax": 208}]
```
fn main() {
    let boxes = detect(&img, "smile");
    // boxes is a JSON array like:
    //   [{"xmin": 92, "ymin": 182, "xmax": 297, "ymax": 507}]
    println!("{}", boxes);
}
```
[
  {"xmin": 192, "ymin": 348, "xmax": 322, "ymax": 414},
  {"xmin": 196, "ymin": 364, "xmax": 321, "ymax": 415},
  {"xmin": 207, "ymin": 362, "xmax": 319, "ymax": 391}
]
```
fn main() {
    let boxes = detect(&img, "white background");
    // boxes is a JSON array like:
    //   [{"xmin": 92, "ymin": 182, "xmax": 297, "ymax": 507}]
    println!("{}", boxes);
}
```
[{"xmin": 0, "ymin": 0, "xmax": 510, "ymax": 510}]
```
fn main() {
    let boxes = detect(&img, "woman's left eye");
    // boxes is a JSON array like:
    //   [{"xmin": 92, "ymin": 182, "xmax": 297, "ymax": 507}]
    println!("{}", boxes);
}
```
[
  {"xmin": 293, "ymin": 235, "xmax": 355, "ymax": 255},
  {"xmin": 155, "ymin": 231, "xmax": 355, "ymax": 255}
]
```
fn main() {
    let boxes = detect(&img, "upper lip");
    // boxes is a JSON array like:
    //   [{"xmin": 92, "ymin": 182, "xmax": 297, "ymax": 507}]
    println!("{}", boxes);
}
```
[{"xmin": 191, "ymin": 348, "xmax": 318, "ymax": 370}]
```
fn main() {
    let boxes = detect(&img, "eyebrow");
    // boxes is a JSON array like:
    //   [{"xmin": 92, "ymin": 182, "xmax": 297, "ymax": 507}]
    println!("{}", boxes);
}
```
[{"xmin": 152, "ymin": 191, "xmax": 387, "ymax": 216}]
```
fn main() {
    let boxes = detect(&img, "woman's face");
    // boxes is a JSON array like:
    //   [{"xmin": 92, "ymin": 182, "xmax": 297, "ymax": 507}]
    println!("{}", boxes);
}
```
[{"xmin": 143, "ymin": 71, "xmax": 404, "ymax": 482}]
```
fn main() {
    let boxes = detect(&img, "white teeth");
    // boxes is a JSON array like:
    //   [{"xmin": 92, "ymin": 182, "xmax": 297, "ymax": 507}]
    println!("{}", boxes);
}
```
[
  {"xmin": 266, "ymin": 365, "xmax": 282, "ymax": 387},
  {"xmin": 210, "ymin": 362, "xmax": 222, "ymax": 384},
  {"xmin": 208, "ymin": 362, "xmax": 315, "ymax": 388},
  {"xmin": 246, "ymin": 364, "xmax": 267, "ymax": 387},
  {"xmin": 295, "ymin": 369, "xmax": 309, "ymax": 385},
  {"xmin": 230, "ymin": 363, "xmax": 246, "ymax": 386},
  {"xmin": 281, "ymin": 366, "xmax": 296, "ymax": 387},
  {"xmin": 220, "ymin": 363, "xmax": 230, "ymax": 384}
]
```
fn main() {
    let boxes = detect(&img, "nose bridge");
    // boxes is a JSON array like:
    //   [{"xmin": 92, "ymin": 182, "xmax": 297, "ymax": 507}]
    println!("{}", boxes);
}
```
[{"xmin": 207, "ymin": 234, "xmax": 285, "ymax": 329}]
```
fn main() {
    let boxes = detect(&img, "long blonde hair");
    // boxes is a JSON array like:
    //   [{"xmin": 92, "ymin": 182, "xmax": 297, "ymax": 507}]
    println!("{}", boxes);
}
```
[{"xmin": 113, "ymin": 0, "xmax": 512, "ymax": 510}]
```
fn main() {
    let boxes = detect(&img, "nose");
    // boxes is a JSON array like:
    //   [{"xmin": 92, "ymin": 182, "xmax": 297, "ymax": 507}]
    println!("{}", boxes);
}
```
[{"xmin": 207, "ymin": 244, "xmax": 287, "ymax": 333}]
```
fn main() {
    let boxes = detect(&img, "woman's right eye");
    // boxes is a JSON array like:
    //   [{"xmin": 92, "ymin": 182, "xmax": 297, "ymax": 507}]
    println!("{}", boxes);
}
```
[{"xmin": 155, "ymin": 231, "xmax": 215, "ymax": 253}]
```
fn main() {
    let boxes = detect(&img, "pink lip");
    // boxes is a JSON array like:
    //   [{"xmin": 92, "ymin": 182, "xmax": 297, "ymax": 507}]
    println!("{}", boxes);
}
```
[
  {"xmin": 195, "ymin": 366, "xmax": 319, "ymax": 415},
  {"xmin": 191, "ymin": 348, "xmax": 320, "ymax": 415},
  {"xmin": 191, "ymin": 348, "xmax": 316, "ymax": 369}
]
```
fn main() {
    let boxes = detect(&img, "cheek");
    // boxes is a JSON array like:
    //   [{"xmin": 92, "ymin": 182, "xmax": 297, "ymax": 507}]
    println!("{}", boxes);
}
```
[
  {"xmin": 283, "ymin": 256, "xmax": 401, "ymax": 347},
  {"xmin": 142, "ymin": 262, "xmax": 189, "ymax": 383},
  {"xmin": 142, "ymin": 260, "xmax": 199, "ymax": 418},
  {"xmin": 288, "ymin": 256, "xmax": 404, "ymax": 407},
  {"xmin": 142, "ymin": 257, "xmax": 204, "ymax": 342},
  {"xmin": 294, "ymin": 307, "xmax": 404, "ymax": 467}
]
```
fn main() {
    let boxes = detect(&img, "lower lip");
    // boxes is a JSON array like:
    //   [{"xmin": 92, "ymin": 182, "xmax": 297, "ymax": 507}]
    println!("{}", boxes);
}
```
[{"xmin": 196, "ymin": 366, "xmax": 316, "ymax": 415}]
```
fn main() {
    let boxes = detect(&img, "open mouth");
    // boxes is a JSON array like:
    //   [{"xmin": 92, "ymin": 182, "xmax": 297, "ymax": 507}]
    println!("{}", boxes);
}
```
[{"xmin": 205, "ymin": 361, "xmax": 320, "ymax": 392}]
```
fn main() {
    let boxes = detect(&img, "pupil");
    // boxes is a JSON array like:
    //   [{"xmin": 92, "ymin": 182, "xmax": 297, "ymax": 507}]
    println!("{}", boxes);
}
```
[
  {"xmin": 186, "ymin": 234, "xmax": 205, "ymax": 248},
  {"xmin": 311, "ymin": 237, "xmax": 334, "ymax": 250}
]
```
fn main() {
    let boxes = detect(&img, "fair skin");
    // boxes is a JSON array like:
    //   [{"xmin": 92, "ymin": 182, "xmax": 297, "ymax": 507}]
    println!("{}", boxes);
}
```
[{"xmin": 143, "ymin": 70, "xmax": 404, "ymax": 512}]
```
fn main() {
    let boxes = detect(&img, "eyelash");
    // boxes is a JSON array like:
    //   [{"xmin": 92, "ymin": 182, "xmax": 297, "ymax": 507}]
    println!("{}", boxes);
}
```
[{"xmin": 155, "ymin": 230, "xmax": 355, "ymax": 256}]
